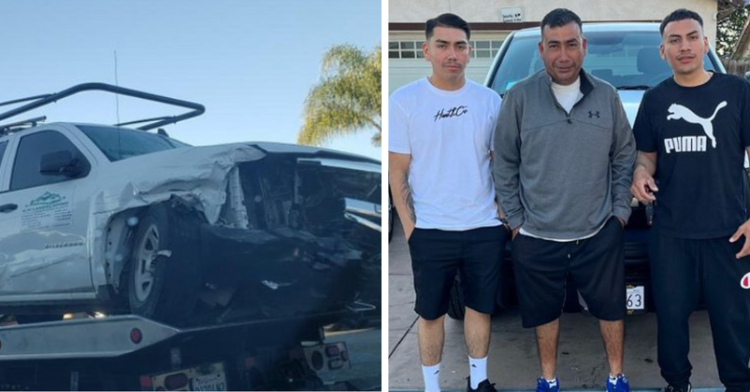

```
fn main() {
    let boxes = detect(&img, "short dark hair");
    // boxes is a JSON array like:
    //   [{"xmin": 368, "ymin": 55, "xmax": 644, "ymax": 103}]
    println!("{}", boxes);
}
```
[
  {"xmin": 540, "ymin": 8, "xmax": 582, "ymax": 35},
  {"xmin": 660, "ymin": 8, "xmax": 704, "ymax": 36},
  {"xmin": 425, "ymin": 13, "xmax": 471, "ymax": 41}
]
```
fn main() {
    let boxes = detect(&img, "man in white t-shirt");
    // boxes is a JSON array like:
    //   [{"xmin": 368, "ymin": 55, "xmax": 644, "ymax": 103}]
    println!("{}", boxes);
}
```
[{"xmin": 389, "ymin": 13, "xmax": 505, "ymax": 392}]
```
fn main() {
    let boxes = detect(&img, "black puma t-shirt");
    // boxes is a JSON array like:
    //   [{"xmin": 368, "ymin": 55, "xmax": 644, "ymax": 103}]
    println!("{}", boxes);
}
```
[{"xmin": 633, "ymin": 72, "xmax": 750, "ymax": 239}]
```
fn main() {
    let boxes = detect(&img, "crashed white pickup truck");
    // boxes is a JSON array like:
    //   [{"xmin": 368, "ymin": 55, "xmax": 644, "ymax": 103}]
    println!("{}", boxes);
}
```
[{"xmin": 0, "ymin": 83, "xmax": 381, "ymax": 326}]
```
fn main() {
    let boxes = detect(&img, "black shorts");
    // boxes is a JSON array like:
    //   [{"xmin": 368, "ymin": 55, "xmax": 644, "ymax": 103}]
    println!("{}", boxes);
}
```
[
  {"xmin": 512, "ymin": 217, "xmax": 626, "ymax": 328},
  {"xmin": 409, "ymin": 225, "xmax": 508, "ymax": 320}
]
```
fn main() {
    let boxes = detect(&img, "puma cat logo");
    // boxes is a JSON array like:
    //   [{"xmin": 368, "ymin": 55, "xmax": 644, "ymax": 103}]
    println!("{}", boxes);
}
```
[{"xmin": 666, "ymin": 101, "xmax": 727, "ymax": 148}]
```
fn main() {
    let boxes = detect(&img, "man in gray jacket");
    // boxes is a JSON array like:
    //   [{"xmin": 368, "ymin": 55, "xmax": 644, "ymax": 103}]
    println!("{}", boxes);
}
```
[{"xmin": 493, "ymin": 8, "xmax": 635, "ymax": 392}]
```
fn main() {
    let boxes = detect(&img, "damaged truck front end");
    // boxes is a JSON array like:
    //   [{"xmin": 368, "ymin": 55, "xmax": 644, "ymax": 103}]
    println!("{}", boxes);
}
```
[
  {"xmin": 0, "ymin": 84, "xmax": 381, "ymax": 328},
  {"xmin": 95, "ymin": 139, "xmax": 380, "ymax": 326},
  {"xmin": 190, "ymin": 145, "xmax": 381, "ymax": 324}
]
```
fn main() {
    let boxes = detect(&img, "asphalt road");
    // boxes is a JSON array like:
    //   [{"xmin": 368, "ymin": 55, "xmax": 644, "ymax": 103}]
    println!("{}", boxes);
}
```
[{"xmin": 389, "ymin": 219, "xmax": 722, "ymax": 391}]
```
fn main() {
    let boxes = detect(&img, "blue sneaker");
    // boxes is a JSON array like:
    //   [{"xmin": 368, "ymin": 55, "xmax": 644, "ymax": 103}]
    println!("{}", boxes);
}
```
[
  {"xmin": 536, "ymin": 378, "xmax": 559, "ymax": 392},
  {"xmin": 607, "ymin": 374, "xmax": 630, "ymax": 392}
]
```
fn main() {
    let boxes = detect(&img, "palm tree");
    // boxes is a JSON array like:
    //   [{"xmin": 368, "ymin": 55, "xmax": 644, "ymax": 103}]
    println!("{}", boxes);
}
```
[{"xmin": 298, "ymin": 44, "xmax": 381, "ymax": 146}]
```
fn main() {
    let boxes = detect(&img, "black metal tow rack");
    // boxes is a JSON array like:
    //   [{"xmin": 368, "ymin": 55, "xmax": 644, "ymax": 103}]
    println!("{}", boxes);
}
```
[{"xmin": 0, "ymin": 82, "xmax": 205, "ymax": 135}]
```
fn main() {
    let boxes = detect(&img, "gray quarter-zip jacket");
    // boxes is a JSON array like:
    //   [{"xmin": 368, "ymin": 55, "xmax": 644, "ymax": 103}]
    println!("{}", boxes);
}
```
[{"xmin": 493, "ymin": 70, "xmax": 636, "ymax": 239}]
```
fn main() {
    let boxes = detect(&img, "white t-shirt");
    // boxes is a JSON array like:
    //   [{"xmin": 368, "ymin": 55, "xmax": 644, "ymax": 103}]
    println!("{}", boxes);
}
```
[
  {"xmin": 389, "ymin": 77, "xmax": 502, "ymax": 231},
  {"xmin": 551, "ymin": 77, "xmax": 582, "ymax": 114}
]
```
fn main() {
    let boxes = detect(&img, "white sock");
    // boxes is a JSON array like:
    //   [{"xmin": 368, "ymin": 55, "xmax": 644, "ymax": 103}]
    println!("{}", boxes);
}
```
[
  {"xmin": 469, "ymin": 356, "xmax": 488, "ymax": 389},
  {"xmin": 422, "ymin": 363, "xmax": 440, "ymax": 392},
  {"xmin": 546, "ymin": 378, "xmax": 558, "ymax": 388}
]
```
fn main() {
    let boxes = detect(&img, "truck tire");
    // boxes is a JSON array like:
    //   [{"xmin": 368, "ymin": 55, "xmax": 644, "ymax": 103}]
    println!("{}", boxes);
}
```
[
  {"xmin": 447, "ymin": 274, "xmax": 466, "ymax": 320},
  {"xmin": 129, "ymin": 204, "xmax": 201, "ymax": 325}
]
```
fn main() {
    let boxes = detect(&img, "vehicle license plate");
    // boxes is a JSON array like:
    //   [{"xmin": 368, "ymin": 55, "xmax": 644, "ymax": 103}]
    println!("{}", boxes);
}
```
[
  {"xmin": 626, "ymin": 285, "xmax": 645, "ymax": 313},
  {"xmin": 190, "ymin": 372, "xmax": 227, "ymax": 391}
]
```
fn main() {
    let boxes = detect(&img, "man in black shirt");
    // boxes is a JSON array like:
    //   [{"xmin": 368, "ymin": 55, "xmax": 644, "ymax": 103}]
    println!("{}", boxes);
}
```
[{"xmin": 631, "ymin": 9, "xmax": 750, "ymax": 392}]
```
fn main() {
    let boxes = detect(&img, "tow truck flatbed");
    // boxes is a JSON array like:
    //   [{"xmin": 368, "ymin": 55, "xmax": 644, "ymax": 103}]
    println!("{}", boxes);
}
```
[{"xmin": 0, "ymin": 313, "xmax": 353, "ymax": 391}]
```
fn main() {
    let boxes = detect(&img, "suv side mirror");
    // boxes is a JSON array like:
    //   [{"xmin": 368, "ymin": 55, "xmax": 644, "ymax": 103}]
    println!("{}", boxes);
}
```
[
  {"xmin": 745, "ymin": 71, "xmax": 750, "ymax": 83},
  {"xmin": 40, "ymin": 150, "xmax": 87, "ymax": 177}
]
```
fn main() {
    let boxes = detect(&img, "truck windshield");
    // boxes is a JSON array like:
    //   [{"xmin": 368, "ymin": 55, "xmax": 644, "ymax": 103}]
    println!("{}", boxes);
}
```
[
  {"xmin": 77, "ymin": 125, "xmax": 190, "ymax": 162},
  {"xmin": 489, "ymin": 30, "xmax": 717, "ymax": 96}
]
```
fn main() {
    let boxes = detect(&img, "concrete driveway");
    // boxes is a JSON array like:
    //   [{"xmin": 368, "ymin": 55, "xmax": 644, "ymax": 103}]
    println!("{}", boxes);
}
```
[{"xmin": 389, "ymin": 219, "xmax": 723, "ymax": 391}]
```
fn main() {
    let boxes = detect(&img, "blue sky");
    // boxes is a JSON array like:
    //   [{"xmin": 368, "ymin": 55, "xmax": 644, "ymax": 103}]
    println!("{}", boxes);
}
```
[{"xmin": 0, "ymin": 0, "xmax": 382, "ymax": 160}]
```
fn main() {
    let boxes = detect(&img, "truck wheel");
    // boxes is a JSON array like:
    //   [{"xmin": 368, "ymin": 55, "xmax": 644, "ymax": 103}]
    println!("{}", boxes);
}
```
[
  {"xmin": 447, "ymin": 274, "xmax": 466, "ymax": 320},
  {"xmin": 129, "ymin": 204, "xmax": 200, "ymax": 325}
]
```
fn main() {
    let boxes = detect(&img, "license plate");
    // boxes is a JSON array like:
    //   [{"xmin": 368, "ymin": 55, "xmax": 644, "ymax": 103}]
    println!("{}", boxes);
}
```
[
  {"xmin": 626, "ymin": 285, "xmax": 645, "ymax": 313},
  {"xmin": 191, "ymin": 372, "xmax": 227, "ymax": 391}
]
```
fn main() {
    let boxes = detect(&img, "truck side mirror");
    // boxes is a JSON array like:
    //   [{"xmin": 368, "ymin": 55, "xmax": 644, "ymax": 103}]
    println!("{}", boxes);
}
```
[{"xmin": 40, "ymin": 150, "xmax": 88, "ymax": 177}]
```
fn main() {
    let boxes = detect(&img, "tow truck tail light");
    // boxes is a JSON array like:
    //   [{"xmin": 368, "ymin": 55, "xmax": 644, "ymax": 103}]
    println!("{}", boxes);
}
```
[
  {"xmin": 303, "ymin": 342, "xmax": 350, "ymax": 373},
  {"xmin": 130, "ymin": 328, "xmax": 143, "ymax": 344},
  {"xmin": 139, "ymin": 376, "xmax": 152, "ymax": 390},
  {"xmin": 165, "ymin": 373, "xmax": 189, "ymax": 390},
  {"xmin": 325, "ymin": 345, "xmax": 340, "ymax": 357}
]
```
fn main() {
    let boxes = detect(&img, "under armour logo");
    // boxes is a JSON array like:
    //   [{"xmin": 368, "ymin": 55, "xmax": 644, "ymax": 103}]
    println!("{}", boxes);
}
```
[{"xmin": 588, "ymin": 111, "xmax": 600, "ymax": 118}]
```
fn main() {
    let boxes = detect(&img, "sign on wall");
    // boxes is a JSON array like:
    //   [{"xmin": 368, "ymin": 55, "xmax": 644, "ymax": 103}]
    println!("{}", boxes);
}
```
[{"xmin": 499, "ymin": 7, "xmax": 524, "ymax": 23}]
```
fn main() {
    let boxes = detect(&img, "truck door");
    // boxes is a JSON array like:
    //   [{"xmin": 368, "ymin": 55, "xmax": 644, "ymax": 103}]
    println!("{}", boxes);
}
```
[{"xmin": 0, "ymin": 129, "xmax": 95, "ymax": 298}]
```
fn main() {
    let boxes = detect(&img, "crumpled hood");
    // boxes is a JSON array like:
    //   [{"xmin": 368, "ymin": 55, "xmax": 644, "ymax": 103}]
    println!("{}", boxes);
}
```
[{"xmin": 92, "ymin": 143, "xmax": 266, "ymax": 224}]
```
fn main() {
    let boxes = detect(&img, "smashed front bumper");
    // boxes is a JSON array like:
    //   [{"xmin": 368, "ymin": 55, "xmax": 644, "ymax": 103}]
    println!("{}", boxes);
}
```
[
  {"xmin": 190, "ymin": 151, "xmax": 382, "ymax": 323},
  {"xmin": 198, "ymin": 223, "xmax": 364, "ymax": 320}
]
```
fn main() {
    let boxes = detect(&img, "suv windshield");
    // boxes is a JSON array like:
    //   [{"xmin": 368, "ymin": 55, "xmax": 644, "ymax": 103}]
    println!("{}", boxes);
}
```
[
  {"xmin": 489, "ymin": 30, "xmax": 717, "ymax": 96},
  {"xmin": 77, "ymin": 125, "xmax": 190, "ymax": 162}
]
